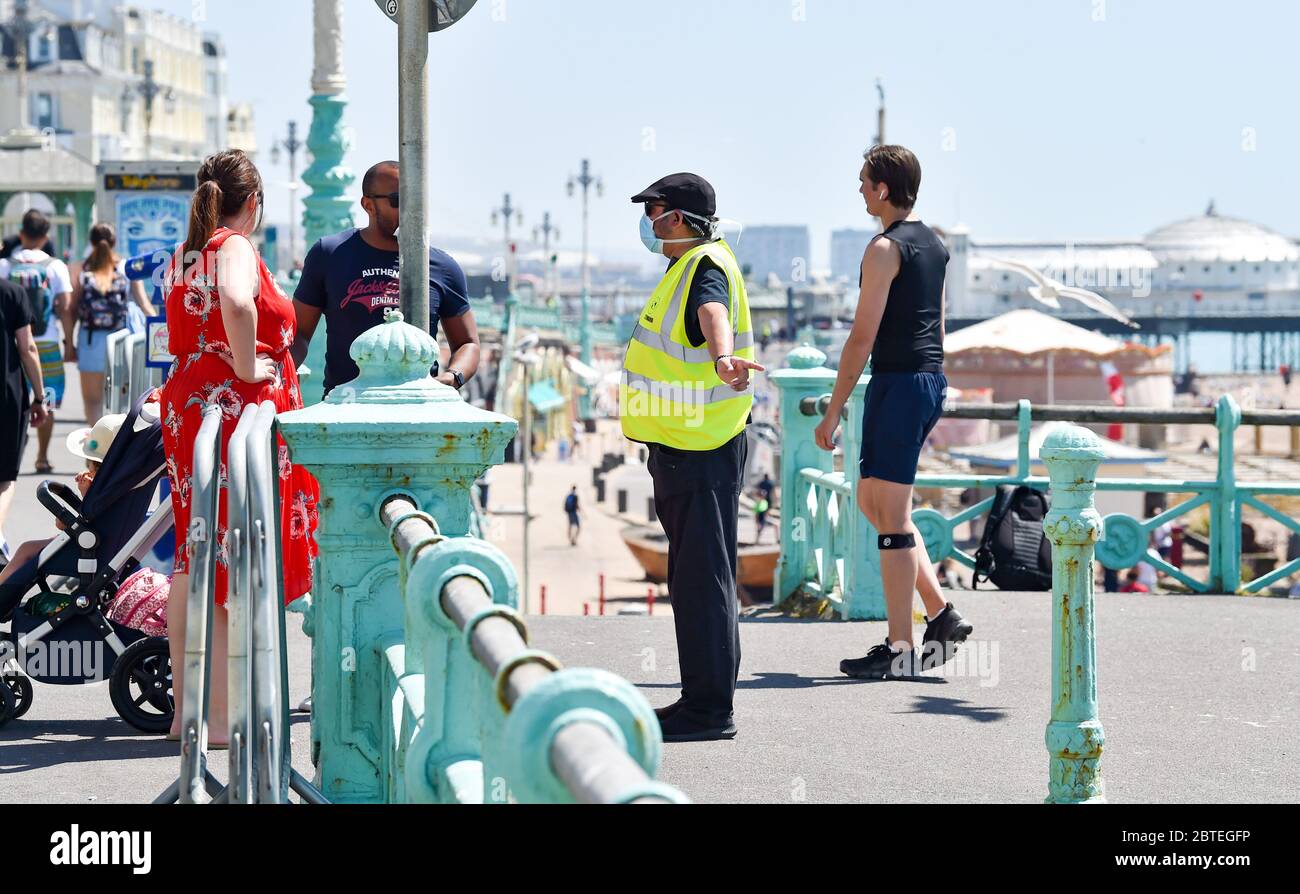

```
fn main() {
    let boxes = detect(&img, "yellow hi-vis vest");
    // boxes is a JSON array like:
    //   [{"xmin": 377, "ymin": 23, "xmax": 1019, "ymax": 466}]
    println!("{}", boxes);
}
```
[{"xmin": 620, "ymin": 239, "xmax": 755, "ymax": 451}]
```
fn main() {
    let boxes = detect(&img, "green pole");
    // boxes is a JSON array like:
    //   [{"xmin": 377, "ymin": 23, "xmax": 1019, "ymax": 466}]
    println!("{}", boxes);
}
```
[{"xmin": 1039, "ymin": 425, "xmax": 1107, "ymax": 803}]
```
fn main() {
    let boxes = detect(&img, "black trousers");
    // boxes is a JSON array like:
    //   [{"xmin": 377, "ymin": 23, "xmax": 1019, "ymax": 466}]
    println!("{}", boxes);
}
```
[{"xmin": 647, "ymin": 431, "xmax": 748, "ymax": 725}]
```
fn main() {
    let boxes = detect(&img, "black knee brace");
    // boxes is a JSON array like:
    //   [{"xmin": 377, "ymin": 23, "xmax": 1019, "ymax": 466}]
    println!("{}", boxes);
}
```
[{"xmin": 878, "ymin": 533, "xmax": 916, "ymax": 550}]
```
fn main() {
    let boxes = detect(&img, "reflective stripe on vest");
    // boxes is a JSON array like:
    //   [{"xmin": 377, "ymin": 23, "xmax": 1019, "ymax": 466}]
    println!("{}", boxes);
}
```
[{"xmin": 620, "ymin": 239, "xmax": 755, "ymax": 451}]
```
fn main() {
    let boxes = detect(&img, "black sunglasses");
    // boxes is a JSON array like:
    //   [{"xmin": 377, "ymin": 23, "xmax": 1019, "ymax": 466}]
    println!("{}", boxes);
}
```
[{"xmin": 366, "ymin": 191, "xmax": 400, "ymax": 208}]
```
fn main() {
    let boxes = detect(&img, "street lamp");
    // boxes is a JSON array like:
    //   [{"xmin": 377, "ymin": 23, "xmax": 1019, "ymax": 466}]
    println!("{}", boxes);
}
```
[
  {"xmin": 271, "ymin": 121, "xmax": 305, "ymax": 274},
  {"xmin": 567, "ymin": 159, "xmax": 602, "ymax": 426},
  {"xmin": 122, "ymin": 58, "xmax": 176, "ymax": 160},
  {"xmin": 533, "ymin": 212, "xmax": 560, "ymax": 305},
  {"xmin": 514, "ymin": 332, "xmax": 541, "ymax": 614},
  {"xmin": 490, "ymin": 193, "xmax": 523, "ymax": 295},
  {"xmin": 1, "ymin": 0, "xmax": 42, "ymax": 146}
]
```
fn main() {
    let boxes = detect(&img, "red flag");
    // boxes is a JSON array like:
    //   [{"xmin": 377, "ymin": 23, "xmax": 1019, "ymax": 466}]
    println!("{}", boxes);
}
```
[{"xmin": 1100, "ymin": 361, "xmax": 1126, "ymax": 441}]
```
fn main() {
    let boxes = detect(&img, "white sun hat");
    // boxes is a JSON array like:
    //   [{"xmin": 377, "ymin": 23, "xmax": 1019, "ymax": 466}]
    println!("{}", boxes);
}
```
[{"xmin": 66, "ymin": 413, "xmax": 128, "ymax": 463}]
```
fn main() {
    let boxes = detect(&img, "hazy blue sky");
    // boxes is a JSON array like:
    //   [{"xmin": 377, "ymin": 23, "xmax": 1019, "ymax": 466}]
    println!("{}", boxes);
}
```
[{"xmin": 151, "ymin": 0, "xmax": 1299, "ymax": 267}]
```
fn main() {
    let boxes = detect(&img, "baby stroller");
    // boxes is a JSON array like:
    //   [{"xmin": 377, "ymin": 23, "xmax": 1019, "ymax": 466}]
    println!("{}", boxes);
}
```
[{"xmin": 0, "ymin": 392, "xmax": 176, "ymax": 732}]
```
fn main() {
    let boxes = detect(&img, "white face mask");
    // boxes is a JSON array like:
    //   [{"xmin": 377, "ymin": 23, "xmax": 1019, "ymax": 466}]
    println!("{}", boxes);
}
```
[{"xmin": 640, "ymin": 209, "xmax": 720, "ymax": 254}]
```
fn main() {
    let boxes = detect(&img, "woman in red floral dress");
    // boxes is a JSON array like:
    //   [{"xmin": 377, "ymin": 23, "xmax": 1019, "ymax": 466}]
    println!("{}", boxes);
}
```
[{"xmin": 161, "ymin": 150, "xmax": 318, "ymax": 743}]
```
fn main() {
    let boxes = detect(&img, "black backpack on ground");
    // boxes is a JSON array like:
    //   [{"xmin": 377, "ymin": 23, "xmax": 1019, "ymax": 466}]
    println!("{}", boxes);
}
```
[{"xmin": 972, "ymin": 485, "xmax": 1053, "ymax": 591}]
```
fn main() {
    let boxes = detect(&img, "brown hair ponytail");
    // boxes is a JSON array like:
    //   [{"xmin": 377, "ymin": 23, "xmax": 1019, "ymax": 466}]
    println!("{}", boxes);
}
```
[
  {"xmin": 180, "ymin": 149, "xmax": 264, "ymax": 279},
  {"xmin": 86, "ymin": 222, "xmax": 118, "ymax": 277}
]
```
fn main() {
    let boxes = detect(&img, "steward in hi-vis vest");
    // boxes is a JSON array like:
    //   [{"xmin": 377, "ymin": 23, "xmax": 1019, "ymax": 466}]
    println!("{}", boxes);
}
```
[
  {"xmin": 621, "ymin": 238, "xmax": 755, "ymax": 450},
  {"xmin": 623, "ymin": 172, "xmax": 765, "ymax": 743}
]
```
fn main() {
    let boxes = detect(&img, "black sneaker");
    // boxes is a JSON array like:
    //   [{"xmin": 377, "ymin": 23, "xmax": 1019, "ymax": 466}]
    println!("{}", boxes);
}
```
[
  {"xmin": 920, "ymin": 603, "xmax": 974, "ymax": 670},
  {"xmin": 654, "ymin": 699, "xmax": 684, "ymax": 722},
  {"xmin": 659, "ymin": 709, "xmax": 738, "ymax": 742},
  {"xmin": 839, "ymin": 640, "xmax": 920, "ymax": 680}
]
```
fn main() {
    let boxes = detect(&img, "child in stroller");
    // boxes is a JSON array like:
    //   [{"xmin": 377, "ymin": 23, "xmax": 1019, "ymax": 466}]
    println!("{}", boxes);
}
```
[{"xmin": 0, "ymin": 392, "xmax": 176, "ymax": 732}]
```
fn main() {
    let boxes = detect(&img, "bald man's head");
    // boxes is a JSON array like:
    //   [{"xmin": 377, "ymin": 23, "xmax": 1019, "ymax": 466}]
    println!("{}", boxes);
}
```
[{"xmin": 361, "ymin": 160, "xmax": 400, "ymax": 237}]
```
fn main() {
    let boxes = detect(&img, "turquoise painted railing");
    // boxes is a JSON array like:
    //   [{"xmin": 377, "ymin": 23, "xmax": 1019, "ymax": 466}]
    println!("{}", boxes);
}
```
[
  {"xmin": 374, "ymin": 495, "xmax": 686, "ymax": 804},
  {"xmin": 772, "ymin": 344, "xmax": 1300, "ymax": 619},
  {"xmin": 469, "ymin": 296, "xmax": 619, "ymax": 347}
]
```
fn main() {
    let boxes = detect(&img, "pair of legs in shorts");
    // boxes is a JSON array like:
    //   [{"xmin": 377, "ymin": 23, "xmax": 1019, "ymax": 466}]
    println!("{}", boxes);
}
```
[{"xmin": 841, "ymin": 370, "xmax": 973, "ymax": 678}]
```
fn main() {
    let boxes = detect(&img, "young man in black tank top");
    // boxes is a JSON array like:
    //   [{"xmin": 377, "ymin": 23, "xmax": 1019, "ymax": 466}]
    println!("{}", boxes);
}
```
[{"xmin": 814, "ymin": 145, "xmax": 973, "ymax": 680}]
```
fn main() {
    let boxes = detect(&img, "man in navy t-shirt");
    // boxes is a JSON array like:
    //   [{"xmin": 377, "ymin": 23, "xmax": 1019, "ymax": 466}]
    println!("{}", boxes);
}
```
[{"xmin": 292, "ymin": 160, "xmax": 481, "ymax": 396}]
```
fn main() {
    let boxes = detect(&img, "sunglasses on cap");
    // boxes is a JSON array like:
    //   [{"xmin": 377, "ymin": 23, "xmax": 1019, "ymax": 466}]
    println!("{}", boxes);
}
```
[{"xmin": 366, "ymin": 191, "xmax": 400, "ymax": 208}]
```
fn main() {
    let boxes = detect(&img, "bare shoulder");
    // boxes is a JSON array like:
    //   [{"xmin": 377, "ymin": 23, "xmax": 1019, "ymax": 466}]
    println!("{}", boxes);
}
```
[
  {"xmin": 217, "ymin": 232, "xmax": 256, "ymax": 261},
  {"xmin": 861, "ymin": 235, "xmax": 901, "ymax": 276}
]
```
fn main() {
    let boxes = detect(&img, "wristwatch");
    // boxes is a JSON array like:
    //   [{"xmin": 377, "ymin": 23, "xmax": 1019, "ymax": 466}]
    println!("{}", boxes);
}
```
[{"xmin": 449, "ymin": 368, "xmax": 466, "ymax": 390}]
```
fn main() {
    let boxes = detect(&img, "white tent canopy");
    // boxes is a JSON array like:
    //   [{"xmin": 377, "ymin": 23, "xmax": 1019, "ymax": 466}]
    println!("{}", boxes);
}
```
[
  {"xmin": 945, "ymin": 308, "xmax": 1130, "ymax": 358},
  {"xmin": 947, "ymin": 421, "xmax": 1165, "ymax": 470}
]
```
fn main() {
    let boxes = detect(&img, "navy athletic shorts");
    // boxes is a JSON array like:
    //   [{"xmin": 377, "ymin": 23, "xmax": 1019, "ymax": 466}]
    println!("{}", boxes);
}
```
[{"xmin": 859, "ymin": 370, "xmax": 948, "ymax": 485}]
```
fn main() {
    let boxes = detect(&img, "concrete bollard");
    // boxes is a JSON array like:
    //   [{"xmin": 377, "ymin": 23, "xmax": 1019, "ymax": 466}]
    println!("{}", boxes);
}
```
[{"xmin": 1039, "ymin": 425, "xmax": 1108, "ymax": 804}]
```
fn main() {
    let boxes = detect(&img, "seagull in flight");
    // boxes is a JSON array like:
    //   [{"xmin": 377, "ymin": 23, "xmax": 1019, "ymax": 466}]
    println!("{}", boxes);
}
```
[{"xmin": 987, "ymin": 257, "xmax": 1138, "ymax": 328}]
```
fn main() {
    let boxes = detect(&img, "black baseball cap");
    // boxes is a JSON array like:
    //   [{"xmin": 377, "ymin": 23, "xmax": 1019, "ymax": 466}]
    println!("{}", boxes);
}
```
[{"xmin": 630, "ymin": 173, "xmax": 716, "ymax": 218}]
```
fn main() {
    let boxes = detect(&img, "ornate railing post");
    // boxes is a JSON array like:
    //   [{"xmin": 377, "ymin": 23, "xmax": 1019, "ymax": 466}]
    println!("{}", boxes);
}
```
[
  {"xmin": 769, "ymin": 344, "xmax": 835, "ymax": 604},
  {"xmin": 1213, "ymin": 394, "xmax": 1241, "ymax": 593},
  {"xmin": 277, "ymin": 310, "xmax": 517, "ymax": 802},
  {"xmin": 769, "ymin": 344, "xmax": 879, "ymax": 617},
  {"xmin": 1039, "ymin": 426, "xmax": 1107, "ymax": 804}
]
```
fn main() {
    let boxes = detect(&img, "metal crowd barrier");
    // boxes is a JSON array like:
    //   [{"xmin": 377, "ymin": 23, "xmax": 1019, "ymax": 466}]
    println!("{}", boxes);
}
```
[
  {"xmin": 377, "ymin": 494, "xmax": 686, "ymax": 804},
  {"xmin": 156, "ymin": 401, "xmax": 326, "ymax": 805},
  {"xmin": 103, "ymin": 330, "xmax": 153, "ymax": 415}
]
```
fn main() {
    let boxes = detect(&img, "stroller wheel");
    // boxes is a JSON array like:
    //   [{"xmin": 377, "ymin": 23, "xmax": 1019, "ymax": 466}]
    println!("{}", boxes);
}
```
[
  {"xmin": 0, "ymin": 678, "xmax": 14, "ymax": 727},
  {"xmin": 2, "ymin": 673, "xmax": 33, "ymax": 720},
  {"xmin": 109, "ymin": 637, "xmax": 174, "ymax": 734}
]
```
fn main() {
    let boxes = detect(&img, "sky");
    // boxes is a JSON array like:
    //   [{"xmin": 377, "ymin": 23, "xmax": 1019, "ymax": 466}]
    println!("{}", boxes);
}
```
[{"xmin": 145, "ymin": 0, "xmax": 1300, "ymax": 268}]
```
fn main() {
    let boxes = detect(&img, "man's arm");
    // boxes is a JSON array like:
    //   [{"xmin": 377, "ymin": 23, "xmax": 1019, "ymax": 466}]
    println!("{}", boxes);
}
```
[
  {"xmin": 290, "ymin": 240, "xmax": 328, "ymax": 368},
  {"xmin": 699, "ymin": 302, "xmax": 765, "ymax": 391},
  {"xmin": 15, "ymin": 325, "xmax": 50, "ymax": 427},
  {"xmin": 439, "ymin": 310, "xmax": 480, "ymax": 388},
  {"xmin": 291, "ymin": 300, "xmax": 322, "ymax": 368},
  {"xmin": 434, "ymin": 254, "xmax": 479, "ymax": 388},
  {"xmin": 814, "ymin": 238, "xmax": 900, "ymax": 450}
]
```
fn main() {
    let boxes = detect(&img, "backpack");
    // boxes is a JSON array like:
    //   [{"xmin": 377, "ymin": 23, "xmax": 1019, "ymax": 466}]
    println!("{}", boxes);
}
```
[
  {"xmin": 8, "ymin": 257, "xmax": 55, "ymax": 337},
  {"xmin": 972, "ymin": 485, "xmax": 1053, "ymax": 591},
  {"xmin": 564, "ymin": 493, "xmax": 578, "ymax": 513},
  {"xmin": 79, "ymin": 268, "xmax": 130, "ymax": 334}
]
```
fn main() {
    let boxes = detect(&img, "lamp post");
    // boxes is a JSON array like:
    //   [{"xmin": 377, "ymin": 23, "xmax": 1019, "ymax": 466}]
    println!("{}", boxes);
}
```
[
  {"xmin": 514, "ymin": 334, "xmax": 541, "ymax": 614},
  {"xmin": 533, "ymin": 212, "xmax": 560, "ymax": 305},
  {"xmin": 122, "ymin": 58, "xmax": 176, "ymax": 160},
  {"xmin": 491, "ymin": 193, "xmax": 523, "ymax": 297},
  {"xmin": 567, "ymin": 159, "xmax": 602, "ymax": 426},
  {"xmin": 1, "ymin": 0, "xmax": 41, "ymax": 147},
  {"xmin": 270, "ymin": 121, "xmax": 305, "ymax": 274}
]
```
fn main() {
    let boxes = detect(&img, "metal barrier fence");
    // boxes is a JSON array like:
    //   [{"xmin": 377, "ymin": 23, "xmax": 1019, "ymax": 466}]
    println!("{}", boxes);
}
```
[
  {"xmin": 104, "ymin": 329, "xmax": 158, "ymax": 416},
  {"xmin": 771, "ymin": 344, "xmax": 1300, "ymax": 619},
  {"xmin": 374, "ymin": 494, "xmax": 686, "ymax": 804},
  {"xmin": 156, "ymin": 402, "xmax": 325, "ymax": 804}
]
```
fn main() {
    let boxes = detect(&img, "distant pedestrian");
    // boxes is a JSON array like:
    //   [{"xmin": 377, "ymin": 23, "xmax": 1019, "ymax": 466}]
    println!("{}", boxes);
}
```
[
  {"xmin": 0, "ymin": 275, "xmax": 52, "ymax": 559},
  {"xmin": 753, "ymin": 490, "xmax": 770, "ymax": 543},
  {"xmin": 1282, "ymin": 364, "xmax": 1292, "ymax": 388},
  {"xmin": 1119, "ymin": 568, "xmax": 1149, "ymax": 593},
  {"xmin": 0, "ymin": 210, "xmax": 71, "ymax": 474},
  {"xmin": 564, "ymin": 485, "xmax": 581, "ymax": 545},
  {"xmin": 67, "ymin": 222, "xmax": 155, "ymax": 427},
  {"xmin": 757, "ymin": 471, "xmax": 774, "ymax": 504}
]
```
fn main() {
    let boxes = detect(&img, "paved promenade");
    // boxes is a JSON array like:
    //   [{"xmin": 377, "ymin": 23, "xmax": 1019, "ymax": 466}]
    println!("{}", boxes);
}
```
[{"xmin": 3, "ymin": 588, "xmax": 1295, "ymax": 803}]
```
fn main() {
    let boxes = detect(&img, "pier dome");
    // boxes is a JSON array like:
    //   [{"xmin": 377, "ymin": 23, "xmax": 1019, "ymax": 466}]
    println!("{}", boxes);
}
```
[{"xmin": 1144, "ymin": 205, "xmax": 1300, "ymax": 264}]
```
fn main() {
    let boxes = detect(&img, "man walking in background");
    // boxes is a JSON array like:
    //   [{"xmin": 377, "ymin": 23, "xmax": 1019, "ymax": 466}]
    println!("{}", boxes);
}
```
[{"xmin": 0, "ymin": 211, "xmax": 71, "ymax": 475}]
